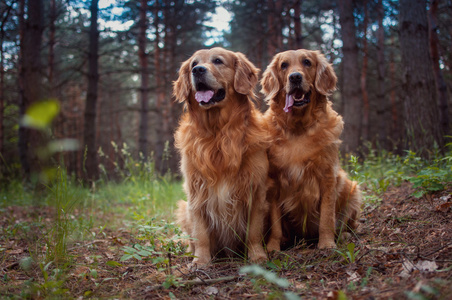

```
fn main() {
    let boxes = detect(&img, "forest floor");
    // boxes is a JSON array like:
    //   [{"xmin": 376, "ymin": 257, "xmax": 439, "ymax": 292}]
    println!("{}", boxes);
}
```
[{"xmin": 1, "ymin": 182, "xmax": 451, "ymax": 299}]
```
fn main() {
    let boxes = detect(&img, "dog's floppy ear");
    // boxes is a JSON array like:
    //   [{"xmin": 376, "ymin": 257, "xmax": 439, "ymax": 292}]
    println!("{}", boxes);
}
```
[
  {"xmin": 260, "ymin": 54, "xmax": 281, "ymax": 103},
  {"xmin": 315, "ymin": 52, "xmax": 337, "ymax": 96},
  {"xmin": 234, "ymin": 52, "xmax": 259, "ymax": 97},
  {"xmin": 173, "ymin": 58, "xmax": 192, "ymax": 103}
]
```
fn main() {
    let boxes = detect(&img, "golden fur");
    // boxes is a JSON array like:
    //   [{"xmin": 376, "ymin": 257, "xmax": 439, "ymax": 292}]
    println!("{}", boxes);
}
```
[
  {"xmin": 173, "ymin": 48, "xmax": 270, "ymax": 265},
  {"xmin": 261, "ymin": 49, "xmax": 362, "ymax": 251}
]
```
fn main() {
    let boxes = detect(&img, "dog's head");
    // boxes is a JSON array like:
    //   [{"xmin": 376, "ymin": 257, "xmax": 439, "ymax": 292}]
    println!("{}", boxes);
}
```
[
  {"xmin": 173, "ymin": 47, "xmax": 259, "ymax": 109},
  {"xmin": 261, "ymin": 49, "xmax": 337, "ymax": 113}
]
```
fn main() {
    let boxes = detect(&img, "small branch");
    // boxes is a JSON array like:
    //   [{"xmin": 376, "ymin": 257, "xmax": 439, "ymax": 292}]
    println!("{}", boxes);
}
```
[{"xmin": 145, "ymin": 276, "xmax": 237, "ymax": 291}]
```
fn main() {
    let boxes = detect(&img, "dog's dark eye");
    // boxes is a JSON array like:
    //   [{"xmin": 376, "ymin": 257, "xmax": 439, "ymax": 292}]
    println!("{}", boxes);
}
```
[
  {"xmin": 303, "ymin": 59, "xmax": 311, "ymax": 67},
  {"xmin": 213, "ymin": 58, "xmax": 223, "ymax": 65},
  {"xmin": 192, "ymin": 61, "xmax": 198, "ymax": 68},
  {"xmin": 281, "ymin": 62, "xmax": 288, "ymax": 70}
]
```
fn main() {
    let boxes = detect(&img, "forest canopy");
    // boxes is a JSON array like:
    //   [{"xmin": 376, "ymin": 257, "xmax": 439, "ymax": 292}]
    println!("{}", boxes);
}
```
[{"xmin": 0, "ymin": 0, "xmax": 450, "ymax": 182}]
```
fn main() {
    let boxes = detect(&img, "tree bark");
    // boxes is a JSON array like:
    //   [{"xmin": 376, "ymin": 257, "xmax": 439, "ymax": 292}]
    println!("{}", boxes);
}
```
[
  {"xmin": 360, "ymin": 0, "xmax": 369, "ymax": 143},
  {"xmin": 399, "ymin": 0, "xmax": 443, "ymax": 155},
  {"xmin": 18, "ymin": 0, "xmax": 44, "ymax": 178},
  {"xmin": 293, "ymin": 1, "xmax": 302, "ymax": 49},
  {"xmin": 428, "ymin": 0, "xmax": 449, "ymax": 138},
  {"xmin": 338, "ymin": 0, "xmax": 362, "ymax": 154},
  {"xmin": 0, "ymin": 3, "xmax": 12, "ymax": 163},
  {"xmin": 138, "ymin": 0, "xmax": 149, "ymax": 158},
  {"xmin": 83, "ymin": 0, "xmax": 100, "ymax": 182},
  {"xmin": 267, "ymin": 0, "xmax": 277, "ymax": 56},
  {"xmin": 376, "ymin": 0, "xmax": 388, "ymax": 149},
  {"xmin": 389, "ymin": 35, "xmax": 398, "ymax": 144},
  {"xmin": 48, "ymin": 0, "xmax": 56, "ymax": 97}
]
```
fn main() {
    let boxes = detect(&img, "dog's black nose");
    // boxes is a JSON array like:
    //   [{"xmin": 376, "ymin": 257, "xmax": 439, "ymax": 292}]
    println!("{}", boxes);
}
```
[
  {"xmin": 192, "ymin": 66, "xmax": 207, "ymax": 76},
  {"xmin": 289, "ymin": 72, "xmax": 302, "ymax": 83}
]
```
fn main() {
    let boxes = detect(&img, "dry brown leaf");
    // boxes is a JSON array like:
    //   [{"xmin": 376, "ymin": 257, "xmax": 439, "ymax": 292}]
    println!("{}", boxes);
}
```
[{"xmin": 435, "ymin": 202, "xmax": 452, "ymax": 212}]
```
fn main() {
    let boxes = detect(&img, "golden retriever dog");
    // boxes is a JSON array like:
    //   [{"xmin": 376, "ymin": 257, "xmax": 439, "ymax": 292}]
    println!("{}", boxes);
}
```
[
  {"xmin": 173, "ymin": 48, "xmax": 270, "ymax": 266},
  {"xmin": 261, "ymin": 49, "xmax": 362, "ymax": 252}
]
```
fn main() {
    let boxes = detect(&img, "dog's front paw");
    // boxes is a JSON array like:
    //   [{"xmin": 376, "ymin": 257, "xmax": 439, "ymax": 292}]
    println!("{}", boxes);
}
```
[
  {"xmin": 249, "ymin": 248, "xmax": 267, "ymax": 263},
  {"xmin": 188, "ymin": 257, "xmax": 210, "ymax": 270},
  {"xmin": 318, "ymin": 239, "xmax": 336, "ymax": 249},
  {"xmin": 266, "ymin": 240, "xmax": 281, "ymax": 253}
]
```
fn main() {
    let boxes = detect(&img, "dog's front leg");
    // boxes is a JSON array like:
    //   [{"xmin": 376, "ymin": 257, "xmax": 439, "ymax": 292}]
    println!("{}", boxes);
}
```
[
  {"xmin": 318, "ymin": 175, "xmax": 337, "ymax": 249},
  {"xmin": 190, "ymin": 209, "xmax": 212, "ymax": 266},
  {"xmin": 247, "ymin": 189, "xmax": 269, "ymax": 263},
  {"xmin": 266, "ymin": 194, "xmax": 282, "ymax": 253}
]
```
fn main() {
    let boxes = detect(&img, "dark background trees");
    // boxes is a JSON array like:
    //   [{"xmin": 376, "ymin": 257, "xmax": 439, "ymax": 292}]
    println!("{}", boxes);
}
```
[{"xmin": 0, "ymin": 0, "xmax": 451, "ymax": 182}]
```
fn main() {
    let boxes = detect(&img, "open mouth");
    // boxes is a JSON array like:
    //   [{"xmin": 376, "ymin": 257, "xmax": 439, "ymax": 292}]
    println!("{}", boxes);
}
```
[
  {"xmin": 195, "ymin": 82, "xmax": 226, "ymax": 107},
  {"xmin": 283, "ymin": 88, "xmax": 311, "ymax": 113}
]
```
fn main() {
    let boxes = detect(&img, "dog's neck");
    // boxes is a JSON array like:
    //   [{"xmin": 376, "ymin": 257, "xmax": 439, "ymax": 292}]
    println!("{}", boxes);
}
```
[
  {"xmin": 271, "ymin": 92, "xmax": 328, "ymax": 136},
  {"xmin": 188, "ymin": 93, "xmax": 252, "ymax": 135}
]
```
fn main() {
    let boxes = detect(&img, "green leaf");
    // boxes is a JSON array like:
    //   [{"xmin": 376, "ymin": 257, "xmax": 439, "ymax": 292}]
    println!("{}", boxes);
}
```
[
  {"xmin": 106, "ymin": 261, "xmax": 122, "ymax": 267},
  {"xmin": 337, "ymin": 290, "xmax": 348, "ymax": 300},
  {"xmin": 137, "ymin": 250, "xmax": 152, "ymax": 257},
  {"xmin": 132, "ymin": 254, "xmax": 142, "ymax": 260},
  {"xmin": 21, "ymin": 99, "xmax": 60, "ymax": 130},
  {"xmin": 284, "ymin": 291, "xmax": 301, "ymax": 300},
  {"xmin": 412, "ymin": 190, "xmax": 425, "ymax": 198},
  {"xmin": 120, "ymin": 254, "xmax": 133, "ymax": 262},
  {"xmin": 240, "ymin": 264, "xmax": 289, "ymax": 288}
]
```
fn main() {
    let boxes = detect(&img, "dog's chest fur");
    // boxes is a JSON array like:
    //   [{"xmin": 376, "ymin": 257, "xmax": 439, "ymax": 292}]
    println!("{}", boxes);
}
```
[{"xmin": 268, "ymin": 105, "xmax": 343, "ymax": 228}]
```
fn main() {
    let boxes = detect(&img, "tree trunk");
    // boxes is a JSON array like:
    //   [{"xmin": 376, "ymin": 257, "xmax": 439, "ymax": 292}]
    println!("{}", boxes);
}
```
[
  {"xmin": 267, "ymin": 0, "xmax": 277, "ymax": 56},
  {"xmin": 338, "ymin": 0, "xmax": 362, "ymax": 154},
  {"xmin": 0, "ymin": 3, "xmax": 12, "ymax": 162},
  {"xmin": 360, "ymin": 0, "xmax": 369, "ymax": 143},
  {"xmin": 429, "ymin": 0, "xmax": 449, "ymax": 138},
  {"xmin": 293, "ymin": 1, "xmax": 302, "ymax": 49},
  {"xmin": 83, "ymin": 0, "xmax": 100, "ymax": 182},
  {"xmin": 399, "ymin": 0, "xmax": 443, "ymax": 155},
  {"xmin": 18, "ymin": 0, "xmax": 44, "ymax": 178},
  {"xmin": 138, "ymin": 0, "xmax": 149, "ymax": 158},
  {"xmin": 376, "ymin": 0, "xmax": 388, "ymax": 149},
  {"xmin": 389, "ymin": 35, "xmax": 398, "ymax": 144},
  {"xmin": 48, "ymin": 0, "xmax": 56, "ymax": 97}
]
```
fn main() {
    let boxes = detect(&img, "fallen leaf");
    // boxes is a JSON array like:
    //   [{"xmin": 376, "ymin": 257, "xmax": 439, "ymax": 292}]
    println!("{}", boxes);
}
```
[
  {"xmin": 435, "ymin": 202, "xmax": 452, "ymax": 212},
  {"xmin": 205, "ymin": 286, "xmax": 218, "ymax": 295},
  {"xmin": 6, "ymin": 249, "xmax": 23, "ymax": 255},
  {"xmin": 346, "ymin": 271, "xmax": 360, "ymax": 283},
  {"xmin": 415, "ymin": 260, "xmax": 438, "ymax": 272},
  {"xmin": 400, "ymin": 258, "xmax": 415, "ymax": 278}
]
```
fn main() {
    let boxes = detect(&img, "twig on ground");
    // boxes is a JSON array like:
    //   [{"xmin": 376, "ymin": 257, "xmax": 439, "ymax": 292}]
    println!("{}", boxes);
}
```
[{"xmin": 145, "ymin": 275, "xmax": 237, "ymax": 291}]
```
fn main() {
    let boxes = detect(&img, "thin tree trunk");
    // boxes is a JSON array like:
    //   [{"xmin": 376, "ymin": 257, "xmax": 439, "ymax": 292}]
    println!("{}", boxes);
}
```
[
  {"xmin": 360, "ymin": 0, "xmax": 369, "ymax": 143},
  {"xmin": 338, "ymin": 0, "xmax": 362, "ymax": 154},
  {"xmin": 275, "ymin": 0, "xmax": 283, "ymax": 51},
  {"xmin": 0, "ymin": 4, "xmax": 12, "ymax": 162},
  {"xmin": 389, "ymin": 35, "xmax": 398, "ymax": 144},
  {"xmin": 267, "ymin": 0, "xmax": 277, "ymax": 56},
  {"xmin": 399, "ymin": 0, "xmax": 443, "ymax": 155},
  {"xmin": 293, "ymin": 1, "xmax": 302, "ymax": 49},
  {"xmin": 83, "ymin": 0, "xmax": 100, "ymax": 182},
  {"xmin": 376, "ymin": 0, "xmax": 387, "ymax": 149},
  {"xmin": 48, "ymin": 0, "xmax": 56, "ymax": 97},
  {"xmin": 18, "ymin": 0, "xmax": 44, "ymax": 178},
  {"xmin": 138, "ymin": 0, "xmax": 149, "ymax": 158},
  {"xmin": 429, "ymin": 0, "xmax": 449, "ymax": 138}
]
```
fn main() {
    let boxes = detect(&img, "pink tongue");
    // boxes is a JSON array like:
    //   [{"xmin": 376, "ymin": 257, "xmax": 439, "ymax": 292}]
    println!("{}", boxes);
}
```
[
  {"xmin": 284, "ymin": 94, "xmax": 294, "ymax": 113},
  {"xmin": 195, "ymin": 90, "xmax": 214, "ymax": 103}
]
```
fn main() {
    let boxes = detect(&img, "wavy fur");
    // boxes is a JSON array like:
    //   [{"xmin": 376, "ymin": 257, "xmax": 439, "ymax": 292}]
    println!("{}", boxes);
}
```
[
  {"xmin": 173, "ymin": 48, "xmax": 270, "ymax": 265},
  {"xmin": 262, "ymin": 49, "xmax": 362, "ymax": 251}
]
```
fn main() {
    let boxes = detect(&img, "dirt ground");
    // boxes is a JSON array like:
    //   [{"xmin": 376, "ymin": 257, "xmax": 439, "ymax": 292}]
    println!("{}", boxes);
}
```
[{"xmin": 1, "ymin": 182, "xmax": 451, "ymax": 299}]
